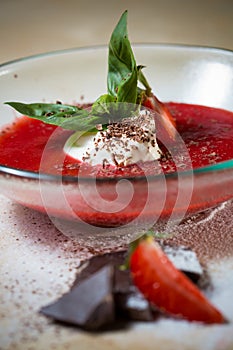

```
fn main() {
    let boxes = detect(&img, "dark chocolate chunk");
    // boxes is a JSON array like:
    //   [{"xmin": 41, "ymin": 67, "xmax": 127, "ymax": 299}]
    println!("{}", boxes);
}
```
[
  {"xmin": 40, "ymin": 244, "xmax": 205, "ymax": 330},
  {"xmin": 40, "ymin": 265, "xmax": 115, "ymax": 330},
  {"xmin": 115, "ymin": 291, "xmax": 155, "ymax": 321},
  {"xmin": 113, "ymin": 260, "xmax": 132, "ymax": 294},
  {"xmin": 113, "ymin": 266, "xmax": 156, "ymax": 321},
  {"xmin": 72, "ymin": 250, "xmax": 155, "ymax": 322},
  {"xmin": 162, "ymin": 244, "xmax": 203, "ymax": 282},
  {"xmin": 71, "ymin": 250, "xmax": 127, "ymax": 290}
]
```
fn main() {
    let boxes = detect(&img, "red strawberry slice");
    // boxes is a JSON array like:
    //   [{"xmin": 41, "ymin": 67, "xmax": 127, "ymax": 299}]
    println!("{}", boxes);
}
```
[
  {"xmin": 143, "ymin": 94, "xmax": 176, "ymax": 145},
  {"xmin": 129, "ymin": 234, "xmax": 226, "ymax": 324}
]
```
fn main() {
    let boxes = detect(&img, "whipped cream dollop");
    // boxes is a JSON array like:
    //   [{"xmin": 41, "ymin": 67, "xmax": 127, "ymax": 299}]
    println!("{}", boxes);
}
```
[{"xmin": 64, "ymin": 112, "xmax": 162, "ymax": 167}]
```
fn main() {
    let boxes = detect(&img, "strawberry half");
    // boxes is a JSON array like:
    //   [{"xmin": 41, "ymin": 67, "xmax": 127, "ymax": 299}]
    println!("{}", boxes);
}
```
[
  {"xmin": 129, "ymin": 234, "xmax": 226, "ymax": 324},
  {"xmin": 142, "ymin": 94, "xmax": 177, "ymax": 145}
]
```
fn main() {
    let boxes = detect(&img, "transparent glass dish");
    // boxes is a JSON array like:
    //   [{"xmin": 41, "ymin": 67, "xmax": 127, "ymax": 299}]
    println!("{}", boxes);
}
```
[{"xmin": 0, "ymin": 44, "xmax": 233, "ymax": 236}]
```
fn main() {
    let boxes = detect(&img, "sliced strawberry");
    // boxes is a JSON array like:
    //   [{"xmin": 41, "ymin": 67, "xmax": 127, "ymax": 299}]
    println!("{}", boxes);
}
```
[
  {"xmin": 143, "ymin": 94, "xmax": 176, "ymax": 145},
  {"xmin": 129, "ymin": 234, "xmax": 226, "ymax": 324}
]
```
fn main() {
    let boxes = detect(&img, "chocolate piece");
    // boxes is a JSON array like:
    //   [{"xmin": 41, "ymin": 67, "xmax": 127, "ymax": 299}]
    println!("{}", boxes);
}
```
[
  {"xmin": 72, "ymin": 250, "xmax": 155, "ymax": 322},
  {"xmin": 115, "ymin": 290, "xmax": 155, "ymax": 321},
  {"xmin": 113, "ymin": 267, "xmax": 155, "ymax": 321},
  {"xmin": 40, "ymin": 244, "xmax": 205, "ymax": 330},
  {"xmin": 72, "ymin": 250, "xmax": 127, "ymax": 289},
  {"xmin": 113, "ymin": 260, "xmax": 132, "ymax": 293},
  {"xmin": 40, "ymin": 265, "xmax": 115, "ymax": 330},
  {"xmin": 162, "ymin": 244, "xmax": 203, "ymax": 282}
]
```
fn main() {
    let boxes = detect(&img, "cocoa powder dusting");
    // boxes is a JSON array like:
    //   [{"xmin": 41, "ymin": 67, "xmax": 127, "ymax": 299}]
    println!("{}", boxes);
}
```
[{"xmin": 158, "ymin": 200, "xmax": 233, "ymax": 263}]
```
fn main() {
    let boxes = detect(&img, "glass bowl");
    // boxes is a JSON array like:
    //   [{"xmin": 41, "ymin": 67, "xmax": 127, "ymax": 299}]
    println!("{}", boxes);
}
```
[{"xmin": 0, "ymin": 44, "xmax": 233, "ymax": 240}]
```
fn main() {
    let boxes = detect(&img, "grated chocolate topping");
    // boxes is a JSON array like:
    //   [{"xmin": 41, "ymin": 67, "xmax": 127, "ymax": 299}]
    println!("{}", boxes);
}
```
[{"xmin": 81, "ymin": 113, "xmax": 159, "ymax": 166}]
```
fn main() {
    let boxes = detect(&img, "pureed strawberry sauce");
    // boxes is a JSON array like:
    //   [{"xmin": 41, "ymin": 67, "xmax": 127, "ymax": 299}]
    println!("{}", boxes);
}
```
[{"xmin": 1, "ymin": 102, "xmax": 233, "ymax": 178}]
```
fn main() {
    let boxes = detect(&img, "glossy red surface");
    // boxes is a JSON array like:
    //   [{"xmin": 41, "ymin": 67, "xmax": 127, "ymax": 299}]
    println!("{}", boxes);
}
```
[
  {"xmin": 0, "ymin": 102, "xmax": 233, "ymax": 177},
  {"xmin": 1, "ymin": 102, "xmax": 233, "ymax": 226}
]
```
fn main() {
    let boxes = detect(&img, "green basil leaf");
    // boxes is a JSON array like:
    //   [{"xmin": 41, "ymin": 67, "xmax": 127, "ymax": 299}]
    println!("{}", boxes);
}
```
[
  {"xmin": 107, "ymin": 10, "xmax": 138, "ymax": 104},
  {"xmin": 116, "ymin": 69, "xmax": 138, "ymax": 103},
  {"xmin": 5, "ymin": 102, "xmax": 83, "ymax": 118},
  {"xmin": 5, "ymin": 11, "xmax": 153, "ymax": 132},
  {"xmin": 91, "ymin": 94, "xmax": 116, "ymax": 115},
  {"xmin": 60, "ymin": 113, "xmax": 106, "ymax": 131},
  {"xmin": 5, "ymin": 102, "xmax": 94, "ymax": 130},
  {"xmin": 4, "ymin": 101, "xmax": 132, "ymax": 131}
]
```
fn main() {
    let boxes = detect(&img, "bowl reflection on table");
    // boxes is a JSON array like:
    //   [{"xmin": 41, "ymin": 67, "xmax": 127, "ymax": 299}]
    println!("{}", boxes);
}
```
[{"xmin": 0, "ymin": 44, "xmax": 233, "ymax": 244}]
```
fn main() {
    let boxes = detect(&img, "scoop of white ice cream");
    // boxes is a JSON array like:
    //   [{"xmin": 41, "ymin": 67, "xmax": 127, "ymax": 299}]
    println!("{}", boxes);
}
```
[{"xmin": 64, "ymin": 112, "xmax": 161, "ymax": 167}]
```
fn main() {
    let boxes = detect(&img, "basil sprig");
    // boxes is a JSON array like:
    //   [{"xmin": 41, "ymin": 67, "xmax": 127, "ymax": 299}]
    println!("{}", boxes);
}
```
[
  {"xmin": 107, "ymin": 10, "xmax": 137, "ymax": 103},
  {"xmin": 6, "ymin": 102, "xmax": 103, "ymax": 131},
  {"xmin": 5, "ymin": 10, "xmax": 152, "ymax": 131}
]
